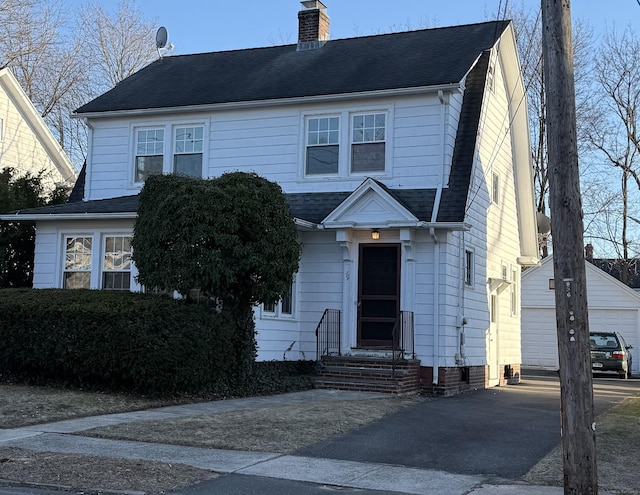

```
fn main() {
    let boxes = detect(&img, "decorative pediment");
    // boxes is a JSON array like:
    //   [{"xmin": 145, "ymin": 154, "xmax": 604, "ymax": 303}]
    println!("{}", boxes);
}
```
[{"xmin": 322, "ymin": 178, "xmax": 418, "ymax": 229}]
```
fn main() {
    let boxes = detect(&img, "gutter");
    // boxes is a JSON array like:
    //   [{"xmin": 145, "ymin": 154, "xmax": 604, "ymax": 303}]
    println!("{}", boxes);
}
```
[
  {"xmin": 72, "ymin": 83, "xmax": 463, "ymax": 120},
  {"xmin": 0, "ymin": 212, "xmax": 138, "ymax": 221}
]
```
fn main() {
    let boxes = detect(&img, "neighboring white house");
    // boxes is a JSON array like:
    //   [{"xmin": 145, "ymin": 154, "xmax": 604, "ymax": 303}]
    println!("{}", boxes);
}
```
[
  {"xmin": 0, "ymin": 67, "xmax": 76, "ymax": 190},
  {"xmin": 0, "ymin": 2, "xmax": 538, "ymax": 394},
  {"xmin": 521, "ymin": 255, "xmax": 640, "ymax": 374}
]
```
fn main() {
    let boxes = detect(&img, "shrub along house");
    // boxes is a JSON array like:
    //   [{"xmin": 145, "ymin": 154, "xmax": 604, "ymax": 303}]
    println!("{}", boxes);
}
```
[{"xmin": 1, "ymin": 2, "xmax": 538, "ymax": 395}]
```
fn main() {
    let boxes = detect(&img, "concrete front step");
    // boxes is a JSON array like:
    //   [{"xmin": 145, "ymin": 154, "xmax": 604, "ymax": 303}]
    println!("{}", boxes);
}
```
[{"xmin": 314, "ymin": 356, "xmax": 421, "ymax": 394}]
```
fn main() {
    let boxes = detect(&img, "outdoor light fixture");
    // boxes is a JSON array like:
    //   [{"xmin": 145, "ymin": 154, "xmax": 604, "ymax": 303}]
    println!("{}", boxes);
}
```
[{"xmin": 371, "ymin": 229, "xmax": 380, "ymax": 240}]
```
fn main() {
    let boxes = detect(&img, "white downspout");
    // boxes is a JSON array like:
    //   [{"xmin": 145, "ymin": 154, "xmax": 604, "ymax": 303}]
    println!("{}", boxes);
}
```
[
  {"xmin": 430, "ymin": 89, "xmax": 448, "ymax": 386},
  {"xmin": 83, "ymin": 119, "xmax": 93, "ymax": 201},
  {"xmin": 431, "ymin": 228, "xmax": 440, "ymax": 385}
]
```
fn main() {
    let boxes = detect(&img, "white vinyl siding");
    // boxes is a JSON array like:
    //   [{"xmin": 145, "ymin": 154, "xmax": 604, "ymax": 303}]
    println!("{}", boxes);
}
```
[{"xmin": 85, "ymin": 95, "xmax": 460, "ymax": 200}]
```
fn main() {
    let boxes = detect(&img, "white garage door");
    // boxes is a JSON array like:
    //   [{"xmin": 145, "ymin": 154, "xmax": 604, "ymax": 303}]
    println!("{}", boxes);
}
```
[
  {"xmin": 522, "ymin": 307, "xmax": 639, "ymax": 373},
  {"xmin": 521, "ymin": 308, "xmax": 559, "ymax": 370}
]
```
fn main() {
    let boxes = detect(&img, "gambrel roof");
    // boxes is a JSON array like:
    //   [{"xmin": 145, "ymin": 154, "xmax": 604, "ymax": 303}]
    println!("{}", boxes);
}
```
[{"xmin": 75, "ymin": 21, "xmax": 510, "ymax": 115}]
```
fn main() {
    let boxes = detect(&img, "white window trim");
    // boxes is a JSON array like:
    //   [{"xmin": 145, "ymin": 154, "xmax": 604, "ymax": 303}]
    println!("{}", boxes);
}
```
[
  {"xmin": 101, "ymin": 234, "xmax": 133, "ymax": 291},
  {"xmin": 260, "ymin": 279, "xmax": 296, "ymax": 320},
  {"xmin": 130, "ymin": 121, "xmax": 207, "ymax": 187},
  {"xmin": 304, "ymin": 114, "xmax": 341, "ymax": 177},
  {"xmin": 59, "ymin": 230, "xmax": 138, "ymax": 291},
  {"xmin": 299, "ymin": 106, "xmax": 393, "ymax": 181},
  {"xmin": 349, "ymin": 111, "xmax": 389, "ymax": 175},
  {"xmin": 492, "ymin": 172, "xmax": 500, "ymax": 205},
  {"xmin": 464, "ymin": 248, "xmax": 475, "ymax": 287},
  {"xmin": 510, "ymin": 265, "xmax": 518, "ymax": 316},
  {"xmin": 62, "ymin": 234, "xmax": 93, "ymax": 289}
]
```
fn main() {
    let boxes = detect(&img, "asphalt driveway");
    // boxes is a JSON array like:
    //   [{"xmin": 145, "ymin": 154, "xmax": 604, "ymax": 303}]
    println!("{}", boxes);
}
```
[{"xmin": 295, "ymin": 370, "xmax": 640, "ymax": 479}]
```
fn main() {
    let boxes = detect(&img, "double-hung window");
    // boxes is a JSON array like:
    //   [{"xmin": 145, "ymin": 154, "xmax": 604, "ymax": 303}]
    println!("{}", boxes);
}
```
[
  {"xmin": 173, "ymin": 126, "xmax": 203, "ymax": 178},
  {"xmin": 63, "ymin": 236, "xmax": 92, "ymax": 289},
  {"xmin": 135, "ymin": 128, "xmax": 164, "ymax": 183},
  {"xmin": 102, "ymin": 236, "xmax": 132, "ymax": 291},
  {"xmin": 306, "ymin": 116, "xmax": 339, "ymax": 175},
  {"xmin": 351, "ymin": 113, "xmax": 386, "ymax": 173},
  {"xmin": 262, "ymin": 282, "xmax": 294, "ymax": 317}
]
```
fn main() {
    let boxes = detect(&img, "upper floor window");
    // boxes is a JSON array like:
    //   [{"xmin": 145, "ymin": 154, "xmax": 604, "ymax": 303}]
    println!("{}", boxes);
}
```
[
  {"xmin": 174, "ymin": 126, "xmax": 203, "ymax": 178},
  {"xmin": 63, "ymin": 236, "xmax": 92, "ymax": 289},
  {"xmin": 351, "ymin": 113, "xmax": 385, "ymax": 173},
  {"xmin": 306, "ymin": 116, "xmax": 339, "ymax": 175},
  {"xmin": 135, "ymin": 128, "xmax": 164, "ymax": 183},
  {"xmin": 102, "ymin": 236, "xmax": 132, "ymax": 291},
  {"xmin": 133, "ymin": 124, "xmax": 205, "ymax": 184}
]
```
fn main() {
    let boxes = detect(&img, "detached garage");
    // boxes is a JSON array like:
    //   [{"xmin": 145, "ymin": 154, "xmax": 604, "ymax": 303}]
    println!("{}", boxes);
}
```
[{"xmin": 521, "ymin": 256, "xmax": 640, "ymax": 374}]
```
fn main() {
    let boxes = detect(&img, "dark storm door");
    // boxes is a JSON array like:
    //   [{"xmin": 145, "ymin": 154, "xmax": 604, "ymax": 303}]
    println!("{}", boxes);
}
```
[{"xmin": 357, "ymin": 244, "xmax": 401, "ymax": 348}]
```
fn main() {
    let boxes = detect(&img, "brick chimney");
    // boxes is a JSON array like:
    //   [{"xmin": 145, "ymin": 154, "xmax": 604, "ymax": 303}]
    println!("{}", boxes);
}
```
[
  {"xmin": 585, "ymin": 243, "xmax": 594, "ymax": 261},
  {"xmin": 298, "ymin": 1, "xmax": 329, "ymax": 51}
]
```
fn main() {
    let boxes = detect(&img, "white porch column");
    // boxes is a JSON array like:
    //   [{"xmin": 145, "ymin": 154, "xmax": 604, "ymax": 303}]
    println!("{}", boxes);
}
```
[
  {"xmin": 400, "ymin": 228, "xmax": 415, "ymax": 313},
  {"xmin": 336, "ymin": 229, "xmax": 354, "ymax": 353}
]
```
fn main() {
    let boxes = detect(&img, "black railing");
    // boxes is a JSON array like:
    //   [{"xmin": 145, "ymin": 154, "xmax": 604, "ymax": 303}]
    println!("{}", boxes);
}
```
[
  {"xmin": 392, "ymin": 311, "xmax": 415, "ymax": 373},
  {"xmin": 315, "ymin": 309, "xmax": 341, "ymax": 360}
]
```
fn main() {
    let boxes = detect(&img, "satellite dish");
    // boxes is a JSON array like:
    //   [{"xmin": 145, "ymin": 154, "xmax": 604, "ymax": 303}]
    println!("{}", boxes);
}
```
[
  {"xmin": 536, "ymin": 211, "xmax": 551, "ymax": 235},
  {"xmin": 156, "ymin": 27, "xmax": 168, "ymax": 49}
]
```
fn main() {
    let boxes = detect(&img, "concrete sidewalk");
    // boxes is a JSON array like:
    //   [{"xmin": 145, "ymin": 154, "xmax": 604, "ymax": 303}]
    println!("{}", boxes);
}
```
[
  {"xmin": 0, "ymin": 387, "xmax": 582, "ymax": 495},
  {"xmin": 0, "ymin": 390, "xmax": 563, "ymax": 495}
]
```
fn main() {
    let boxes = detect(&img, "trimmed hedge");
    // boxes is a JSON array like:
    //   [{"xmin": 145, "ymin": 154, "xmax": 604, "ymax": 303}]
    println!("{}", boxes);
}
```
[{"xmin": 0, "ymin": 289, "xmax": 242, "ymax": 396}]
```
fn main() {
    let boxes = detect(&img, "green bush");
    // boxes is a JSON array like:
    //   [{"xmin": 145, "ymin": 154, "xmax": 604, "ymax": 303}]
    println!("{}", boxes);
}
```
[
  {"xmin": 0, "ymin": 289, "xmax": 238, "ymax": 396},
  {"xmin": 0, "ymin": 289, "xmax": 315, "ymax": 398}
]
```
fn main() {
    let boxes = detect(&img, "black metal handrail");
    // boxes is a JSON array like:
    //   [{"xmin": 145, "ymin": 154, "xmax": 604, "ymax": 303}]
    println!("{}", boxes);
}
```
[
  {"xmin": 392, "ymin": 311, "xmax": 415, "ymax": 374},
  {"xmin": 315, "ymin": 309, "xmax": 341, "ymax": 360}
]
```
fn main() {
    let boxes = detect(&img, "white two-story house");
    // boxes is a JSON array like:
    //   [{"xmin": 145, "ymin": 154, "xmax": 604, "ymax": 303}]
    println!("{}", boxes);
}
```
[{"xmin": 3, "ymin": 2, "xmax": 538, "ymax": 394}]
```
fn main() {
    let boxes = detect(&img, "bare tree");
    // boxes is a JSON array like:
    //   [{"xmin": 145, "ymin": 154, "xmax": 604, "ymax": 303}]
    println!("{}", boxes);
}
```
[
  {"xmin": 506, "ymin": 3, "xmax": 595, "ymax": 219},
  {"xmin": 586, "ymin": 26, "xmax": 640, "ymax": 259},
  {"xmin": 0, "ymin": 0, "xmax": 158, "ymax": 169},
  {"xmin": 78, "ymin": 1, "xmax": 157, "ymax": 92},
  {"xmin": 0, "ymin": 0, "xmax": 85, "ymax": 143}
]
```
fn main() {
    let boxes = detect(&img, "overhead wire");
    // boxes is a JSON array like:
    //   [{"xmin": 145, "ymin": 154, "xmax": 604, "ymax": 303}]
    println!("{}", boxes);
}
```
[{"xmin": 463, "ymin": 5, "xmax": 542, "ymax": 216}]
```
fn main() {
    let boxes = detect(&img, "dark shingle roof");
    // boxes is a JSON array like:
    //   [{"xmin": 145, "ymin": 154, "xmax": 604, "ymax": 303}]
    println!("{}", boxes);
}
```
[
  {"xmin": 75, "ymin": 21, "xmax": 509, "ymax": 114},
  {"xmin": 588, "ymin": 258, "xmax": 640, "ymax": 290},
  {"xmin": 438, "ymin": 51, "xmax": 489, "ymax": 222},
  {"xmin": 13, "ymin": 189, "xmax": 436, "ymax": 224},
  {"xmin": 37, "ymin": 21, "xmax": 506, "ymax": 226}
]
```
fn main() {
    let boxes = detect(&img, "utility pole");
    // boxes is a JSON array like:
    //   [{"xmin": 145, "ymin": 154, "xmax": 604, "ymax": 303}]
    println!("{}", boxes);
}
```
[{"xmin": 541, "ymin": 1, "xmax": 598, "ymax": 494}]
